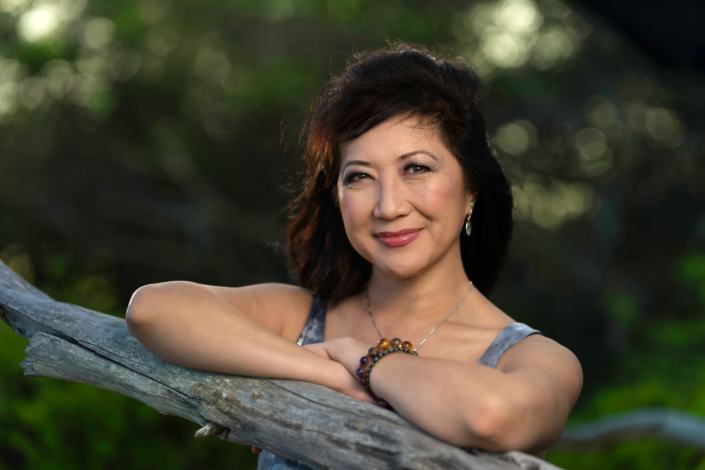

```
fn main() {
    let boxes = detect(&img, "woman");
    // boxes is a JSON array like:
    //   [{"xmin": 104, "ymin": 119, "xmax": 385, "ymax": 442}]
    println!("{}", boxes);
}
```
[{"xmin": 125, "ymin": 42, "xmax": 583, "ymax": 468}]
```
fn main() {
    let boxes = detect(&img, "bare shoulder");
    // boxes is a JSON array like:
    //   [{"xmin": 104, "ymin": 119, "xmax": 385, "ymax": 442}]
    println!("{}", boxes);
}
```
[
  {"xmin": 465, "ymin": 288, "xmax": 516, "ymax": 328},
  {"xmin": 199, "ymin": 282, "xmax": 314, "ymax": 341},
  {"xmin": 500, "ymin": 333, "xmax": 583, "ymax": 410},
  {"xmin": 501, "ymin": 334, "xmax": 582, "ymax": 378}
]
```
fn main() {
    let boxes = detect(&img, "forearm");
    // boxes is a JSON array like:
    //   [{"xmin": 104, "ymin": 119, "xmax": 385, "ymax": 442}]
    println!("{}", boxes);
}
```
[
  {"xmin": 368, "ymin": 353, "xmax": 517, "ymax": 449},
  {"xmin": 126, "ymin": 285, "xmax": 337, "ymax": 387}
]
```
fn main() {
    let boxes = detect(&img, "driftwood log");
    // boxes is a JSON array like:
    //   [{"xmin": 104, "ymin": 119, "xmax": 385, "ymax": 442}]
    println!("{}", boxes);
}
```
[{"xmin": 0, "ymin": 259, "xmax": 563, "ymax": 469}]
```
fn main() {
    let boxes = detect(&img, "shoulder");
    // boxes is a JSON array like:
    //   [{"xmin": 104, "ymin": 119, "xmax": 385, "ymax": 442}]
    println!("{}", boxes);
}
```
[
  {"xmin": 463, "ymin": 287, "xmax": 515, "ymax": 329},
  {"xmin": 500, "ymin": 333, "xmax": 583, "ymax": 411},
  {"xmin": 500, "ymin": 333, "xmax": 581, "ymax": 376}
]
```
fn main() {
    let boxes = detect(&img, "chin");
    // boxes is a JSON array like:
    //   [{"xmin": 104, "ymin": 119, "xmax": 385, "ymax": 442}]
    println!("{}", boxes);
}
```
[
  {"xmin": 356, "ymin": 244, "xmax": 433, "ymax": 279},
  {"xmin": 373, "ymin": 260, "xmax": 427, "ymax": 280}
]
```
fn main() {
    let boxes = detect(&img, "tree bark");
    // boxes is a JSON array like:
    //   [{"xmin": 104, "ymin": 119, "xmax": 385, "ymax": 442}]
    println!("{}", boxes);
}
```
[{"xmin": 0, "ymin": 260, "xmax": 561, "ymax": 469}]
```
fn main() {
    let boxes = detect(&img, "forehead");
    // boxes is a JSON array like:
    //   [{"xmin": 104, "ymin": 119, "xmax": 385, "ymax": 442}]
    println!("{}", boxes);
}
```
[{"xmin": 339, "ymin": 115, "xmax": 446, "ymax": 162}]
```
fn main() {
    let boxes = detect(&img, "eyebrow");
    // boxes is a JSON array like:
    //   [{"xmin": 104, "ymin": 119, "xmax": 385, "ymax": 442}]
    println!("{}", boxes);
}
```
[{"xmin": 341, "ymin": 150, "xmax": 439, "ymax": 172}]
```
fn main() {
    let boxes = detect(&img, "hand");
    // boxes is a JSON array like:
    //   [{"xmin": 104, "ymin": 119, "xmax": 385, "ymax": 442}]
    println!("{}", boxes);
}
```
[
  {"xmin": 303, "ymin": 339, "xmax": 378, "ymax": 405},
  {"xmin": 304, "ymin": 337, "xmax": 371, "ymax": 377}
]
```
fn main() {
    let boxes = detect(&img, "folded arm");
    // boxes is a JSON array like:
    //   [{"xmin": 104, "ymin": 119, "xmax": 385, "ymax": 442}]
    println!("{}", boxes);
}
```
[
  {"xmin": 367, "ymin": 335, "xmax": 583, "ymax": 453},
  {"xmin": 125, "ymin": 281, "xmax": 372, "ymax": 401}
]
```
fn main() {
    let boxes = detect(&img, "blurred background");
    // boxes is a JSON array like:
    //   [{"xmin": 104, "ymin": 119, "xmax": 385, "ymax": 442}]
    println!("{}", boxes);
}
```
[{"xmin": 1, "ymin": 0, "xmax": 704, "ymax": 468}]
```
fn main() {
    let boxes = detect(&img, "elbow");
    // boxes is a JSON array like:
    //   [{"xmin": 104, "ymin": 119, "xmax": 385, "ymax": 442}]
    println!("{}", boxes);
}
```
[
  {"xmin": 125, "ymin": 284, "xmax": 158, "ymax": 328},
  {"xmin": 465, "ymin": 394, "xmax": 538, "ymax": 452},
  {"xmin": 125, "ymin": 281, "xmax": 190, "ymax": 328},
  {"xmin": 465, "ymin": 395, "xmax": 515, "ymax": 451}
]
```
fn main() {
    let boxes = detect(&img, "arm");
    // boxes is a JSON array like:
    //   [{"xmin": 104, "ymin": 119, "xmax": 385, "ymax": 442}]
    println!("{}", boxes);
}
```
[
  {"xmin": 125, "ymin": 282, "xmax": 350, "ymax": 392},
  {"xmin": 369, "ymin": 335, "xmax": 583, "ymax": 452}
]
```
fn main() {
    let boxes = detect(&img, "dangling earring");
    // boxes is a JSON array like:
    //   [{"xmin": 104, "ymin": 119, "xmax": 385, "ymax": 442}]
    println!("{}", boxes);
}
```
[{"xmin": 464, "ymin": 214, "xmax": 472, "ymax": 237}]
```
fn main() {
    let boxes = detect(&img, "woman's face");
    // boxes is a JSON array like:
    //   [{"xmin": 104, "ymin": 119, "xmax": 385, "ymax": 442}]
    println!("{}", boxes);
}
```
[{"xmin": 337, "ymin": 114, "xmax": 474, "ymax": 280}]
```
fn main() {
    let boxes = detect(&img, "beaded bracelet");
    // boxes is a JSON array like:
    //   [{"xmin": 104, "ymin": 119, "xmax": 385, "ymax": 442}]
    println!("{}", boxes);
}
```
[{"xmin": 356, "ymin": 337, "xmax": 418, "ymax": 408}]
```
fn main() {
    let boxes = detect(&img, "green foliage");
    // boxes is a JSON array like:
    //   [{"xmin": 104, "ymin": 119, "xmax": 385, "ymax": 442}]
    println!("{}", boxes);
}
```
[
  {"xmin": 679, "ymin": 253, "xmax": 705, "ymax": 307},
  {"xmin": 549, "ymin": 439, "xmax": 705, "ymax": 470},
  {"xmin": 547, "ymin": 305, "xmax": 705, "ymax": 467}
]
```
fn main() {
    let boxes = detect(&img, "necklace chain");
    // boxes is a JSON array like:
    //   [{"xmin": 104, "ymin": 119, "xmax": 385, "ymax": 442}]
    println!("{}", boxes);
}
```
[{"xmin": 365, "ymin": 281, "xmax": 474, "ymax": 353}]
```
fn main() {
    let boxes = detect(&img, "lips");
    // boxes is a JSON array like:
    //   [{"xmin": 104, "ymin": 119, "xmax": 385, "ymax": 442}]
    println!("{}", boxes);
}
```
[{"xmin": 374, "ymin": 228, "xmax": 422, "ymax": 247}]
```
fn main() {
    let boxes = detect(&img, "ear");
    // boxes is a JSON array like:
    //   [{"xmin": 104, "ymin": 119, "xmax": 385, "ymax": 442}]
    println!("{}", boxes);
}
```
[{"xmin": 465, "ymin": 191, "xmax": 476, "ymax": 215}]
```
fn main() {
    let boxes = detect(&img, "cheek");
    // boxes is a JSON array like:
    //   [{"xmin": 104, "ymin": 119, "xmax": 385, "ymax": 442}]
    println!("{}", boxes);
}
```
[
  {"xmin": 414, "ymin": 178, "xmax": 465, "ymax": 218},
  {"xmin": 338, "ymin": 192, "xmax": 374, "ymax": 260},
  {"xmin": 338, "ymin": 192, "xmax": 370, "ymax": 229}
]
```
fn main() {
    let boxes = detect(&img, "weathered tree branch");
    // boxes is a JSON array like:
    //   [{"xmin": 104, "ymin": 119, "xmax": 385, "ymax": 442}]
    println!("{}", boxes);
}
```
[
  {"xmin": 0, "ymin": 259, "xmax": 560, "ymax": 469},
  {"xmin": 556, "ymin": 409, "xmax": 705, "ymax": 452}
]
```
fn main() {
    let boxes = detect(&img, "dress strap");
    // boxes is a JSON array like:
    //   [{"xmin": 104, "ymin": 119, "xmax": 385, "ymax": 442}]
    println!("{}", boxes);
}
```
[
  {"xmin": 477, "ymin": 322, "xmax": 541, "ymax": 369},
  {"xmin": 296, "ymin": 294, "xmax": 327, "ymax": 346}
]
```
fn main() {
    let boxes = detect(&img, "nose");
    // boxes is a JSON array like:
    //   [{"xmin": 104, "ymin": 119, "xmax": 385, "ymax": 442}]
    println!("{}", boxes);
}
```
[{"xmin": 373, "ymin": 175, "xmax": 410, "ymax": 220}]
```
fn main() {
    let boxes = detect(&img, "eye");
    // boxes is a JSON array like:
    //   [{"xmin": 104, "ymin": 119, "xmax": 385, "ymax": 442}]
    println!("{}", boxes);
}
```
[
  {"xmin": 405, "ymin": 163, "xmax": 431, "ymax": 174},
  {"xmin": 342, "ymin": 171, "xmax": 369, "ymax": 185}
]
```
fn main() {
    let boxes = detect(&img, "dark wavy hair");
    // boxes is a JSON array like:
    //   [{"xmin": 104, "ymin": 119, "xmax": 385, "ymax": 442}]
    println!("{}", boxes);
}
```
[{"xmin": 285, "ymin": 42, "xmax": 513, "ymax": 304}]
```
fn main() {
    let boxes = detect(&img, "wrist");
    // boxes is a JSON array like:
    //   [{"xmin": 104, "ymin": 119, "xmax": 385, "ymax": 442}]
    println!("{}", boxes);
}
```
[
  {"xmin": 301, "ymin": 352, "xmax": 346, "ymax": 389},
  {"xmin": 356, "ymin": 338, "xmax": 417, "ymax": 409},
  {"xmin": 356, "ymin": 337, "xmax": 416, "ymax": 387},
  {"xmin": 368, "ymin": 350, "xmax": 402, "ymax": 387}
]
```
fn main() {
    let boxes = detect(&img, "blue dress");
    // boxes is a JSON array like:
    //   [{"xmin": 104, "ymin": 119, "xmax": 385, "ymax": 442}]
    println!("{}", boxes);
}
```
[{"xmin": 257, "ymin": 294, "xmax": 541, "ymax": 469}]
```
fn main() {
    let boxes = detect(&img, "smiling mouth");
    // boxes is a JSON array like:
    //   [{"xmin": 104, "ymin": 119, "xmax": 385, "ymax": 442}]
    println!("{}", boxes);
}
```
[{"xmin": 374, "ymin": 228, "xmax": 422, "ymax": 247}]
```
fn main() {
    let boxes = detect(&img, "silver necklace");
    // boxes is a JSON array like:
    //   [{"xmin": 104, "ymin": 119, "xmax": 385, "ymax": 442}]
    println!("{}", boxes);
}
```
[{"xmin": 365, "ymin": 281, "xmax": 474, "ymax": 353}]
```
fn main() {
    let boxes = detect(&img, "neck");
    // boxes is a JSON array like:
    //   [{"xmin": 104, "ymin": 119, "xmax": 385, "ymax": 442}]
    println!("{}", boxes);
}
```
[{"xmin": 365, "ymin": 253, "xmax": 472, "ymax": 328}]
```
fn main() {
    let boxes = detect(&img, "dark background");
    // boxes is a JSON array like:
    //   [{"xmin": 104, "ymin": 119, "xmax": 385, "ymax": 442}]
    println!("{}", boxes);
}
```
[{"xmin": 1, "ymin": 0, "xmax": 704, "ymax": 468}]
